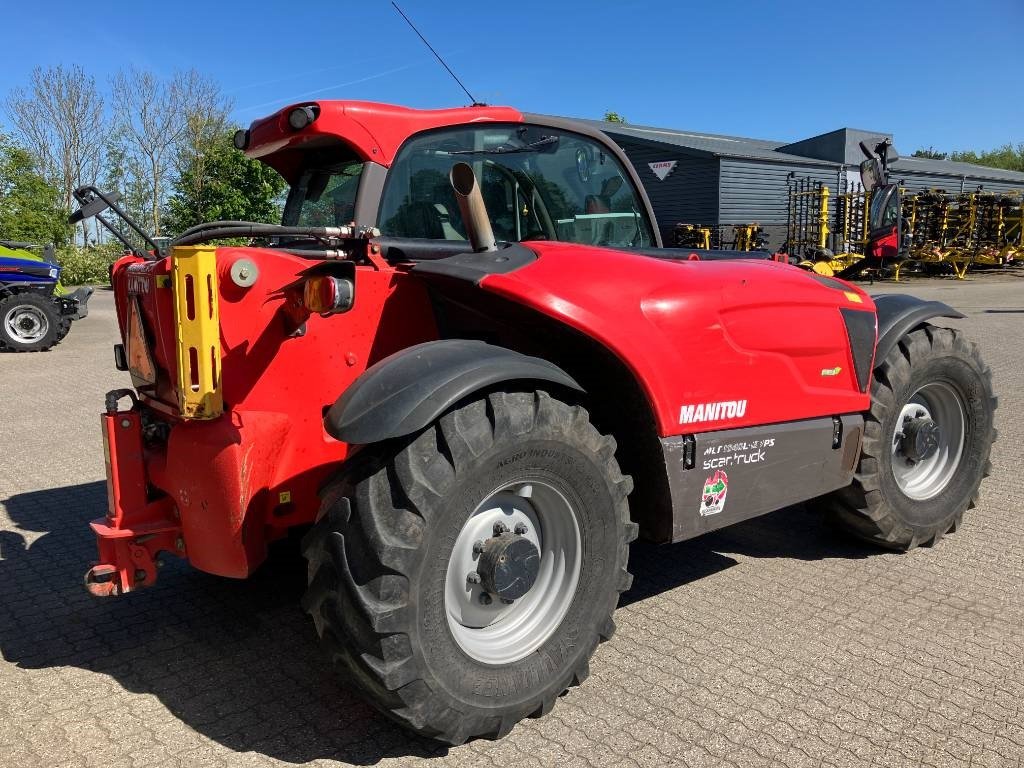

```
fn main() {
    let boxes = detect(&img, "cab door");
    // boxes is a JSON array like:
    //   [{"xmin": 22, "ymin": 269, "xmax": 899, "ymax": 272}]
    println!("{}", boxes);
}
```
[{"xmin": 867, "ymin": 184, "xmax": 903, "ymax": 260}]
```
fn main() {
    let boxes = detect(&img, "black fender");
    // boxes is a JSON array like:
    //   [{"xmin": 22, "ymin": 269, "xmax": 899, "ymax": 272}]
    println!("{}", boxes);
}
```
[
  {"xmin": 324, "ymin": 339, "xmax": 583, "ymax": 444},
  {"xmin": 873, "ymin": 294, "xmax": 965, "ymax": 365}
]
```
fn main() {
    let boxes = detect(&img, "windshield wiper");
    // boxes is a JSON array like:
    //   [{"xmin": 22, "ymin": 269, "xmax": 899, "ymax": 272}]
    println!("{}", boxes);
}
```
[{"xmin": 449, "ymin": 135, "xmax": 559, "ymax": 156}]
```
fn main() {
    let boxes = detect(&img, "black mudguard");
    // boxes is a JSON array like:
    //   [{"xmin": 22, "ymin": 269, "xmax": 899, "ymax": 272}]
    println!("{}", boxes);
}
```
[
  {"xmin": 324, "ymin": 339, "xmax": 583, "ymax": 445},
  {"xmin": 873, "ymin": 294, "xmax": 965, "ymax": 365}
]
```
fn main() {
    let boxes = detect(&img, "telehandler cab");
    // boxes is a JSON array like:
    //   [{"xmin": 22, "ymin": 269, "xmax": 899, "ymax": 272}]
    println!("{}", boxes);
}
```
[{"xmin": 77, "ymin": 101, "xmax": 996, "ymax": 744}]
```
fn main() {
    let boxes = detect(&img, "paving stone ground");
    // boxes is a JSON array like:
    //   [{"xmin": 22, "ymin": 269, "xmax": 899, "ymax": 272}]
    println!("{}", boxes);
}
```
[{"xmin": 1, "ymin": 273, "xmax": 1022, "ymax": 768}]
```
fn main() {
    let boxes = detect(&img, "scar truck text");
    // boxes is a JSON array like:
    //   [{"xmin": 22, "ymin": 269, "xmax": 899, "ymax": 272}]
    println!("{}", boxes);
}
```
[
  {"xmin": 679, "ymin": 399, "xmax": 748, "ymax": 425},
  {"xmin": 702, "ymin": 437, "xmax": 774, "ymax": 470}
]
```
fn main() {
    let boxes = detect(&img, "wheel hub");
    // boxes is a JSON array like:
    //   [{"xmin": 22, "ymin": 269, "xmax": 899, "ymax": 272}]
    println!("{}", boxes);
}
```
[
  {"xmin": 476, "ymin": 532, "xmax": 541, "ymax": 601},
  {"xmin": 444, "ymin": 481, "xmax": 582, "ymax": 665},
  {"xmin": 900, "ymin": 416, "xmax": 941, "ymax": 462}
]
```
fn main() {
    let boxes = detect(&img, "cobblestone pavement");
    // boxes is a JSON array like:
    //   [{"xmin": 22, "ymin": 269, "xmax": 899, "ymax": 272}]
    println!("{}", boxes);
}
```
[{"xmin": 1, "ymin": 275, "xmax": 1022, "ymax": 768}]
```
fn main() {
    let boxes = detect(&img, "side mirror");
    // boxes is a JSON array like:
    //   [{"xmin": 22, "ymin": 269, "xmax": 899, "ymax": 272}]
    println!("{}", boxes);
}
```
[
  {"xmin": 69, "ymin": 191, "xmax": 122, "ymax": 224},
  {"xmin": 859, "ymin": 157, "xmax": 884, "ymax": 193}
]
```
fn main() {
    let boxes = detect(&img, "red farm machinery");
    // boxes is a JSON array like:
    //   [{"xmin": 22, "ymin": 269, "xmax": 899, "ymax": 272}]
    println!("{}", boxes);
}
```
[{"xmin": 75, "ymin": 101, "xmax": 997, "ymax": 744}]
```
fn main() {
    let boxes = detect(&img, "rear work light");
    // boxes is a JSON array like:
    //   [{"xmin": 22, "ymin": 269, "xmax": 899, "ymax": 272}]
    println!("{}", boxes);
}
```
[
  {"xmin": 288, "ymin": 105, "xmax": 318, "ymax": 130},
  {"xmin": 303, "ymin": 276, "xmax": 354, "ymax": 315}
]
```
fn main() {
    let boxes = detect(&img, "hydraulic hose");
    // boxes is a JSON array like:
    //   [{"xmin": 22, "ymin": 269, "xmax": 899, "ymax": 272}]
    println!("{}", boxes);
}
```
[{"xmin": 171, "ymin": 225, "xmax": 351, "ymax": 247}]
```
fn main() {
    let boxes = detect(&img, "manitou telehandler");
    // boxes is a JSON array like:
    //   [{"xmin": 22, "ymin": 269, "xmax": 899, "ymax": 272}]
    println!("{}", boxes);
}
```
[{"xmin": 76, "ymin": 101, "xmax": 996, "ymax": 744}]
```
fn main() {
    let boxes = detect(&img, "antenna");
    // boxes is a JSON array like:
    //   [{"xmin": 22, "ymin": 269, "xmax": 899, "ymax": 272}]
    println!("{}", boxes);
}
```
[{"xmin": 391, "ymin": 2, "xmax": 484, "ymax": 106}]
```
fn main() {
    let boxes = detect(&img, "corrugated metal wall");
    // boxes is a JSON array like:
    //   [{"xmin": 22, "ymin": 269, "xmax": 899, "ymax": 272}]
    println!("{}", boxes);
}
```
[
  {"xmin": 607, "ymin": 130, "xmax": 1024, "ymax": 252},
  {"xmin": 719, "ymin": 158, "xmax": 838, "ymax": 250},
  {"xmin": 894, "ymin": 171, "xmax": 1024, "ymax": 196},
  {"xmin": 609, "ymin": 136, "xmax": 719, "ymax": 244}
]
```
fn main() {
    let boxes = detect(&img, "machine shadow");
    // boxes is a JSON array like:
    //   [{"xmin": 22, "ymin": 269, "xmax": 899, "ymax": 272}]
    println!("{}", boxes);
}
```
[
  {"xmin": 0, "ymin": 482, "xmax": 444, "ymax": 765},
  {"xmin": 0, "ymin": 482, "xmax": 877, "ymax": 764},
  {"xmin": 621, "ymin": 502, "xmax": 879, "ymax": 607}
]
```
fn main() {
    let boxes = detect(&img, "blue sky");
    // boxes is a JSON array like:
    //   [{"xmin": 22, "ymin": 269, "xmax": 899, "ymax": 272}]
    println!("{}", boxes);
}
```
[{"xmin": 1, "ymin": 0, "xmax": 1022, "ymax": 153}]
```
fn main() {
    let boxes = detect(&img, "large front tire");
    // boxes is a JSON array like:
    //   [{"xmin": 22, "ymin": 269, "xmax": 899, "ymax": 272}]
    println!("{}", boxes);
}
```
[
  {"xmin": 824, "ymin": 324, "xmax": 996, "ymax": 549},
  {"xmin": 302, "ymin": 391, "xmax": 636, "ymax": 744}
]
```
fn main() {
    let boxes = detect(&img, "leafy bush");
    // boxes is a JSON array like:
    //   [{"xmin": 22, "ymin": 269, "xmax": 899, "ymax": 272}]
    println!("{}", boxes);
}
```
[{"xmin": 55, "ymin": 243, "xmax": 125, "ymax": 285}]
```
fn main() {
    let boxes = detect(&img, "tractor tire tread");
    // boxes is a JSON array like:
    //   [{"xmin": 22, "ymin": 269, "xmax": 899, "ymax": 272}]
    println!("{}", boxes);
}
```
[
  {"xmin": 302, "ymin": 390, "xmax": 634, "ymax": 744},
  {"xmin": 826, "ymin": 325, "xmax": 995, "ymax": 551}
]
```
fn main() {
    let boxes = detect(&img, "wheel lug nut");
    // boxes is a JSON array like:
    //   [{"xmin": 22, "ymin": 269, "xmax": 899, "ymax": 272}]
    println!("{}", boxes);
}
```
[
  {"xmin": 513, "ymin": 523, "xmax": 528, "ymax": 535},
  {"xmin": 472, "ymin": 540, "xmax": 485, "ymax": 556},
  {"xmin": 466, "ymin": 571, "xmax": 481, "ymax": 585},
  {"xmin": 479, "ymin": 593, "xmax": 492, "ymax": 605},
  {"xmin": 493, "ymin": 522, "xmax": 508, "ymax": 536},
  {"xmin": 500, "ymin": 597, "xmax": 514, "ymax": 605}
]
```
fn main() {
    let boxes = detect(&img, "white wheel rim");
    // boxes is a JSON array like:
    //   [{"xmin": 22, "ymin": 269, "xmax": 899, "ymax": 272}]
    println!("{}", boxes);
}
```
[
  {"xmin": 444, "ymin": 479, "xmax": 582, "ymax": 665},
  {"xmin": 4, "ymin": 305, "xmax": 49, "ymax": 344},
  {"xmin": 891, "ymin": 381, "xmax": 967, "ymax": 501}
]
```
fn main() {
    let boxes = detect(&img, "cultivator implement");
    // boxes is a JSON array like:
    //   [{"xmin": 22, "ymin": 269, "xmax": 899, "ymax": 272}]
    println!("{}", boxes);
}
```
[
  {"xmin": 786, "ymin": 174, "xmax": 1024, "ymax": 280},
  {"xmin": 785, "ymin": 179, "xmax": 863, "ymax": 276},
  {"xmin": 672, "ymin": 223, "xmax": 767, "ymax": 251},
  {"xmin": 673, "ymin": 224, "xmax": 715, "ymax": 250},
  {"xmin": 786, "ymin": 178, "xmax": 833, "ymax": 265},
  {"xmin": 902, "ymin": 190, "xmax": 1022, "ymax": 278}
]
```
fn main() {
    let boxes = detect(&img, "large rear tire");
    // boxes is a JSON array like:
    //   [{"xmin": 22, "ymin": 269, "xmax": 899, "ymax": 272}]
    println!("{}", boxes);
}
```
[
  {"xmin": 302, "ymin": 390, "xmax": 636, "ymax": 744},
  {"xmin": 824, "ymin": 324, "xmax": 996, "ymax": 549}
]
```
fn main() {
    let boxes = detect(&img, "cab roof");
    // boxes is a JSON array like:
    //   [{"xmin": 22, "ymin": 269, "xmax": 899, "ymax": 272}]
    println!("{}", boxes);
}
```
[{"xmin": 245, "ymin": 101, "xmax": 524, "ymax": 182}]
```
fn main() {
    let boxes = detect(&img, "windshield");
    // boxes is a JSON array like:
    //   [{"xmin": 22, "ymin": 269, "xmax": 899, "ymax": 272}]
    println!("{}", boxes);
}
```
[
  {"xmin": 282, "ymin": 161, "xmax": 364, "ymax": 227},
  {"xmin": 378, "ymin": 124, "xmax": 654, "ymax": 248}
]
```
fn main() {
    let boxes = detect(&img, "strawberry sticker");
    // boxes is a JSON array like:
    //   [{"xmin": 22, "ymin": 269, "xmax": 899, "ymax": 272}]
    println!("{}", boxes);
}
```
[{"xmin": 700, "ymin": 469, "xmax": 728, "ymax": 516}]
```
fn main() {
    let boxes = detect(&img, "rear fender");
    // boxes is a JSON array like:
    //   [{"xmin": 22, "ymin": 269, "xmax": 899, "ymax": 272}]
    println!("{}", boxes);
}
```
[
  {"xmin": 873, "ymin": 294, "xmax": 964, "ymax": 365},
  {"xmin": 324, "ymin": 339, "xmax": 582, "ymax": 444}
]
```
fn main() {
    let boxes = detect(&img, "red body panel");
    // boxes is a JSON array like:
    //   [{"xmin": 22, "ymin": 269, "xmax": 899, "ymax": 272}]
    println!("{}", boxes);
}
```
[
  {"xmin": 482, "ymin": 243, "xmax": 874, "ymax": 436},
  {"xmin": 103, "ymin": 248, "xmax": 438, "ymax": 582}
]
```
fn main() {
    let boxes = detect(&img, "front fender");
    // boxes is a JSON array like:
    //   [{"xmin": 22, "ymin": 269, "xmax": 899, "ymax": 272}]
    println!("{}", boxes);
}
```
[
  {"xmin": 324, "ymin": 339, "xmax": 583, "ymax": 444},
  {"xmin": 873, "ymin": 294, "xmax": 965, "ymax": 365}
]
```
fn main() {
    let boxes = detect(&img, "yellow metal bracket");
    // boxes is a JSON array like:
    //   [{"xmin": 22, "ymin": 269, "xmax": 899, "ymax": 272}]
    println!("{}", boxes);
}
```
[{"xmin": 171, "ymin": 246, "xmax": 223, "ymax": 420}]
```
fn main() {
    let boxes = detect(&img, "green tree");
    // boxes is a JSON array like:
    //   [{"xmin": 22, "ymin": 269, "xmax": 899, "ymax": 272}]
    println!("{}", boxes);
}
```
[
  {"xmin": 0, "ymin": 133, "xmax": 71, "ymax": 245},
  {"xmin": 912, "ymin": 142, "xmax": 1024, "ymax": 172},
  {"xmin": 949, "ymin": 143, "xmax": 1024, "ymax": 173},
  {"xmin": 166, "ymin": 129, "xmax": 286, "ymax": 234},
  {"xmin": 603, "ymin": 111, "xmax": 626, "ymax": 124}
]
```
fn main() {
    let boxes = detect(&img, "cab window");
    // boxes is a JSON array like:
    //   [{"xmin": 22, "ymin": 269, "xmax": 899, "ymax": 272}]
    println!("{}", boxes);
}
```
[
  {"xmin": 869, "ymin": 185, "xmax": 900, "ymax": 230},
  {"xmin": 377, "ymin": 125, "xmax": 654, "ymax": 248},
  {"xmin": 283, "ymin": 161, "xmax": 363, "ymax": 227}
]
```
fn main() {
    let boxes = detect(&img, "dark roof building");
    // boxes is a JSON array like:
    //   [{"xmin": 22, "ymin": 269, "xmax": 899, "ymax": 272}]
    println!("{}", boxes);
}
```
[{"xmin": 555, "ymin": 117, "xmax": 1024, "ymax": 248}]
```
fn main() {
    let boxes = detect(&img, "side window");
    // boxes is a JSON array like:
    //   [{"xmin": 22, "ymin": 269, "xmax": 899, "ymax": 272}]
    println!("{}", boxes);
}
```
[
  {"xmin": 377, "ymin": 124, "xmax": 654, "ymax": 248},
  {"xmin": 869, "ymin": 185, "xmax": 900, "ymax": 230},
  {"xmin": 288, "ymin": 162, "xmax": 363, "ymax": 227}
]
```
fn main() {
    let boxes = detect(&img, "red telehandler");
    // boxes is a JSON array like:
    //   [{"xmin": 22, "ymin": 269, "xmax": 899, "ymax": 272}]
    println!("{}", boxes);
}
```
[{"xmin": 75, "ymin": 101, "xmax": 996, "ymax": 744}]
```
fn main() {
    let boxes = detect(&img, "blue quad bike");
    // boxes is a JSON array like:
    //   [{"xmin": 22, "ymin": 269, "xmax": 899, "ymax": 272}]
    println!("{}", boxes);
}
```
[{"xmin": 0, "ymin": 241, "xmax": 92, "ymax": 352}]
